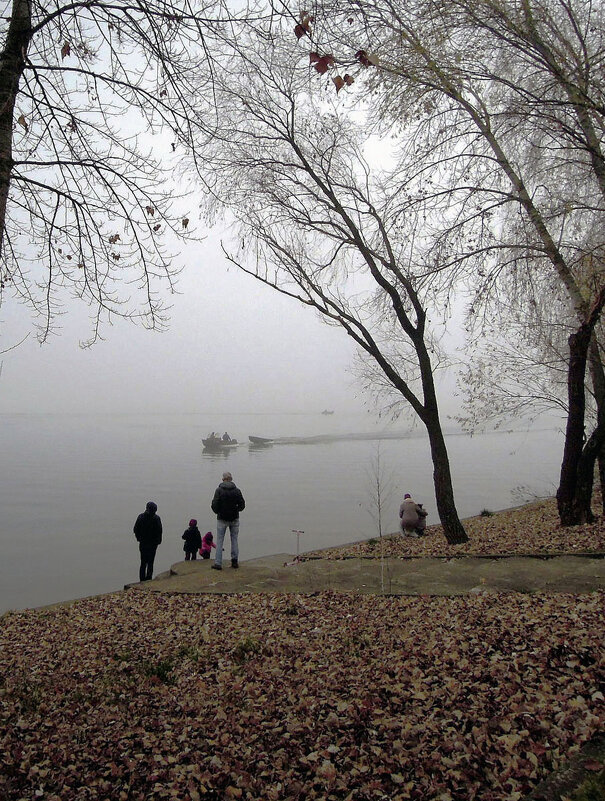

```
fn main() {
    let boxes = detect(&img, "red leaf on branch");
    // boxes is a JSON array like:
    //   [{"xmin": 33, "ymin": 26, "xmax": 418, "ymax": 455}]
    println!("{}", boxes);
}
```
[
  {"xmin": 355, "ymin": 50, "xmax": 372, "ymax": 67},
  {"xmin": 61, "ymin": 42, "xmax": 71, "ymax": 60},
  {"xmin": 333, "ymin": 76, "xmax": 345, "ymax": 93},
  {"xmin": 295, "ymin": 13, "xmax": 313, "ymax": 39},
  {"xmin": 314, "ymin": 55, "xmax": 334, "ymax": 75},
  {"xmin": 344, "ymin": 74, "xmax": 355, "ymax": 86},
  {"xmin": 145, "ymin": 206, "xmax": 155, "ymax": 216}
]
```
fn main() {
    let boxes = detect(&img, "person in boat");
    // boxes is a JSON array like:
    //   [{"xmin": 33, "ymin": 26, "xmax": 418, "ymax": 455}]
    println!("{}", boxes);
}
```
[
  {"xmin": 211, "ymin": 471, "xmax": 245, "ymax": 570},
  {"xmin": 399, "ymin": 493, "xmax": 427, "ymax": 538},
  {"xmin": 222, "ymin": 432, "xmax": 231, "ymax": 442},
  {"xmin": 207, "ymin": 431, "xmax": 217, "ymax": 441},
  {"xmin": 133, "ymin": 500, "xmax": 163, "ymax": 581}
]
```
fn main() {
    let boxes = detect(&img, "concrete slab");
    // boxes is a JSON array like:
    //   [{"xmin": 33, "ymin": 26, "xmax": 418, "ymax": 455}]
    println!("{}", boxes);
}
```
[{"xmin": 129, "ymin": 554, "xmax": 605, "ymax": 596}]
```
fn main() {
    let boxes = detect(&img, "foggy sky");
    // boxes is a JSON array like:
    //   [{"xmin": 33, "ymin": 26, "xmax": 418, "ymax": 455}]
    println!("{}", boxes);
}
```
[{"xmin": 0, "ymin": 230, "xmax": 375, "ymax": 416}]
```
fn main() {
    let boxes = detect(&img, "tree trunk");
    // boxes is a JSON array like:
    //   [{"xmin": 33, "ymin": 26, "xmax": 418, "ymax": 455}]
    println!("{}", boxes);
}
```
[
  {"xmin": 586, "ymin": 337, "xmax": 605, "ymax": 510},
  {"xmin": 409, "ymin": 331, "xmax": 468, "ymax": 544},
  {"xmin": 424, "ymin": 420, "xmax": 468, "ymax": 543},
  {"xmin": 574, "ymin": 422, "xmax": 605, "ymax": 523},
  {"xmin": 0, "ymin": 0, "xmax": 32, "ymax": 258},
  {"xmin": 557, "ymin": 324, "xmax": 591, "ymax": 525},
  {"xmin": 598, "ymin": 447, "xmax": 605, "ymax": 511},
  {"xmin": 575, "ymin": 336, "xmax": 605, "ymax": 521}
]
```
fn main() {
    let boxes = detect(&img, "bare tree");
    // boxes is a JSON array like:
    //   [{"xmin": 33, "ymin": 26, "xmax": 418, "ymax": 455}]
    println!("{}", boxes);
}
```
[
  {"xmin": 0, "ymin": 0, "xmax": 229, "ymax": 342},
  {"xmin": 284, "ymin": 0, "xmax": 605, "ymax": 525},
  {"xmin": 457, "ymin": 273, "xmax": 575, "ymax": 429},
  {"xmin": 196, "ymin": 30, "xmax": 469, "ymax": 543}
]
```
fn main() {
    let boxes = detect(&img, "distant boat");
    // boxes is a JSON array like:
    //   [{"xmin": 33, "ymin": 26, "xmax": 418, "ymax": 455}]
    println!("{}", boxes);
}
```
[
  {"xmin": 321, "ymin": 410, "xmax": 334, "ymax": 415},
  {"xmin": 249, "ymin": 435, "xmax": 274, "ymax": 445}
]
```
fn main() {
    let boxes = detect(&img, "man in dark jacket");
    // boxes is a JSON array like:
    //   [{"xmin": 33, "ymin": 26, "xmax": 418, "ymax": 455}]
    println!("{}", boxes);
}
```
[
  {"xmin": 211, "ymin": 471, "xmax": 245, "ymax": 570},
  {"xmin": 133, "ymin": 500, "xmax": 163, "ymax": 581}
]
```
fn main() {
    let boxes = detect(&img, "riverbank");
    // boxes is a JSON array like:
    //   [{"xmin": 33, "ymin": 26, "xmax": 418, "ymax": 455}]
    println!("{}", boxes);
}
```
[
  {"xmin": 302, "ymin": 496, "xmax": 605, "ymax": 559},
  {"xmin": 34, "ymin": 495, "xmax": 605, "ymax": 608},
  {"xmin": 125, "ymin": 495, "xmax": 605, "ymax": 598}
]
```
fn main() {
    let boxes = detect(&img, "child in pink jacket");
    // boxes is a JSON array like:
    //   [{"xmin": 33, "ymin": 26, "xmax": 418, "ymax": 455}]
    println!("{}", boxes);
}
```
[{"xmin": 199, "ymin": 531, "xmax": 216, "ymax": 560}]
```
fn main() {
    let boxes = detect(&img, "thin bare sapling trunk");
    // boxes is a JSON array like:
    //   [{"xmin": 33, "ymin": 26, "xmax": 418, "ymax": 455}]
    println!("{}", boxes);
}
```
[{"xmin": 366, "ymin": 442, "xmax": 396, "ymax": 593}]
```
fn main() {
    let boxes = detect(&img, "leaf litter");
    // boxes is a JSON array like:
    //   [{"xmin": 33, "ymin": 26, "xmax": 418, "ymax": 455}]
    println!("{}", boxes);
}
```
[{"xmin": 0, "ymin": 590, "xmax": 603, "ymax": 800}]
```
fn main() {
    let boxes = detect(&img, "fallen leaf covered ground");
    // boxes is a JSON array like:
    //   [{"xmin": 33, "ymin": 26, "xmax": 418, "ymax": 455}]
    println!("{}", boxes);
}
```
[
  {"xmin": 1, "ymin": 590, "xmax": 603, "ymax": 800},
  {"xmin": 303, "ymin": 497, "xmax": 605, "ymax": 559}
]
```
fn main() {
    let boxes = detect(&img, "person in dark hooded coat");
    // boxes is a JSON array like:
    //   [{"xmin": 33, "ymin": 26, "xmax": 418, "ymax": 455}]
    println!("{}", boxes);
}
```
[
  {"xmin": 182, "ymin": 518, "xmax": 202, "ymax": 560},
  {"xmin": 133, "ymin": 501, "xmax": 162, "ymax": 581}
]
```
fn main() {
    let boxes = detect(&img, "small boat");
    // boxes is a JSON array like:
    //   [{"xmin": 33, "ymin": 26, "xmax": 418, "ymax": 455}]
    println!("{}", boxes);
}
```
[
  {"xmin": 321, "ymin": 410, "xmax": 334, "ymax": 415},
  {"xmin": 202, "ymin": 437, "xmax": 238, "ymax": 450},
  {"xmin": 249, "ymin": 435, "xmax": 274, "ymax": 445}
]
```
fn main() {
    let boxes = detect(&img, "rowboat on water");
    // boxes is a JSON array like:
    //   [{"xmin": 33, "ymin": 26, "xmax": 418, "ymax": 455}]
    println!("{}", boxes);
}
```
[
  {"xmin": 202, "ymin": 437, "xmax": 238, "ymax": 450},
  {"xmin": 248, "ymin": 435, "xmax": 274, "ymax": 445}
]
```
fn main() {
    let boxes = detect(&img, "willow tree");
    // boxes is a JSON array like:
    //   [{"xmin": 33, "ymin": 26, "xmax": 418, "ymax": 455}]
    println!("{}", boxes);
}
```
[
  {"xmin": 196, "ymin": 31, "xmax": 468, "ymax": 543},
  {"xmin": 287, "ymin": 0, "xmax": 605, "ymax": 525},
  {"xmin": 0, "ymin": 0, "xmax": 225, "ymax": 342}
]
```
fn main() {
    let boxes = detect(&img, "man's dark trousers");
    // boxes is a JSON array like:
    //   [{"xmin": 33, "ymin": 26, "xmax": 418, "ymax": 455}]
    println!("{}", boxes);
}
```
[{"xmin": 139, "ymin": 543, "xmax": 158, "ymax": 582}]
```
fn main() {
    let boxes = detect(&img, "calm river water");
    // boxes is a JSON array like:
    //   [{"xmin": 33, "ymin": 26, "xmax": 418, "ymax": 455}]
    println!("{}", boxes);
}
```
[{"xmin": 0, "ymin": 412, "xmax": 564, "ymax": 611}]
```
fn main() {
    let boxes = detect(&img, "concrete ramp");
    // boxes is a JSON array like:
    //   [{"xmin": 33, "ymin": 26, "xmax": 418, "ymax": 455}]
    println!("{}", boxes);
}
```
[{"xmin": 131, "ymin": 553, "xmax": 605, "ymax": 596}]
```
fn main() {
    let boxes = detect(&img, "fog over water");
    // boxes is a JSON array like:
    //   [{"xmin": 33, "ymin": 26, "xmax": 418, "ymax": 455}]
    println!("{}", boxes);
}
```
[
  {"xmin": 0, "ymin": 411, "xmax": 563, "ymax": 612},
  {"xmin": 0, "ymin": 234, "xmax": 567, "ymax": 611}
]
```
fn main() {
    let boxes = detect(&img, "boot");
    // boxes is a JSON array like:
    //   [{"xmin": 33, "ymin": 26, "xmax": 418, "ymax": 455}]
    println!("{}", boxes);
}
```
[{"xmin": 231, "ymin": 558, "xmax": 239, "ymax": 569}]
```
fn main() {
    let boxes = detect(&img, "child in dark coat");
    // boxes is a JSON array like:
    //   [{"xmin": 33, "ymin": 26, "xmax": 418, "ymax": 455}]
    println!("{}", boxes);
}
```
[
  {"xmin": 182, "ymin": 519, "xmax": 202, "ymax": 560},
  {"xmin": 199, "ymin": 531, "xmax": 216, "ymax": 560}
]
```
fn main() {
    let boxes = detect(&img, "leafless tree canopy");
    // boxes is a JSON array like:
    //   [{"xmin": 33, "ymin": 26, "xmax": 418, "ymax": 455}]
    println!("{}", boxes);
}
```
[
  {"xmin": 193, "ymin": 19, "xmax": 469, "ymax": 541},
  {"xmin": 0, "ymin": 0, "xmax": 237, "ymax": 342},
  {"xmin": 283, "ymin": 0, "xmax": 605, "ymax": 522}
]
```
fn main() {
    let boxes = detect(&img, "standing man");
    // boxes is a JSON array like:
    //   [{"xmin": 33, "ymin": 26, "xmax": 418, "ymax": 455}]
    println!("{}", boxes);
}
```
[
  {"xmin": 211, "ymin": 471, "xmax": 245, "ymax": 570},
  {"xmin": 133, "ymin": 500, "xmax": 163, "ymax": 581}
]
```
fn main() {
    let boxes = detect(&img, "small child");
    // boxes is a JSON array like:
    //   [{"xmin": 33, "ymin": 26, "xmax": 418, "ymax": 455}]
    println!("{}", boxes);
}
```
[
  {"xmin": 415, "ymin": 504, "xmax": 428, "ymax": 537},
  {"xmin": 182, "ymin": 519, "xmax": 202, "ymax": 561},
  {"xmin": 199, "ymin": 531, "xmax": 216, "ymax": 560}
]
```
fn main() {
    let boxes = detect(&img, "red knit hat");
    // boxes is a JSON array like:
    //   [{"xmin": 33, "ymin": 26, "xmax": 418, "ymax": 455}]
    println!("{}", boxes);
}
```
[{"xmin": 189, "ymin": 519, "xmax": 197, "ymax": 527}]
